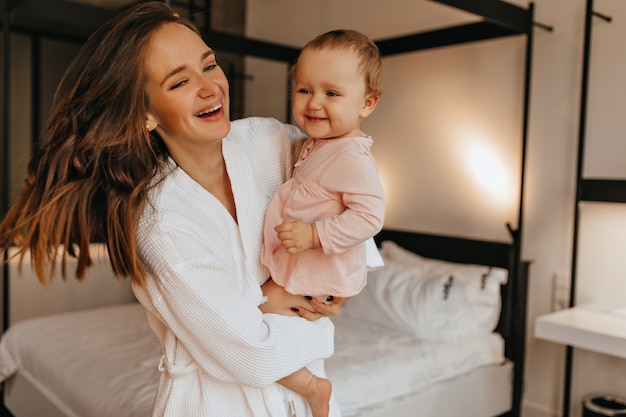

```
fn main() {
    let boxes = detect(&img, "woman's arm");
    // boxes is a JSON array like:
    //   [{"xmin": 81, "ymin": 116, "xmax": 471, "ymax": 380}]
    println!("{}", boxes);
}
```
[{"xmin": 137, "ymin": 215, "xmax": 334, "ymax": 388}]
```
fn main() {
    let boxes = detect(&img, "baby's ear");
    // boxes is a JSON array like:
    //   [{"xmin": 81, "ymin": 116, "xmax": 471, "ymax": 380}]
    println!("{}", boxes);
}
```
[{"xmin": 360, "ymin": 93, "xmax": 380, "ymax": 118}]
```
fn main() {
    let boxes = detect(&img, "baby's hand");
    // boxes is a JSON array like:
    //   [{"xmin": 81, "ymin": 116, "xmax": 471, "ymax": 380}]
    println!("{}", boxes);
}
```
[{"xmin": 275, "ymin": 218, "xmax": 317, "ymax": 254}]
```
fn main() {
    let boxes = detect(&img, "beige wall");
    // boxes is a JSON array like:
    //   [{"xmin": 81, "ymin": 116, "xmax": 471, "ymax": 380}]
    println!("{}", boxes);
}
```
[
  {"xmin": 526, "ymin": 2, "xmax": 626, "ymax": 416},
  {"xmin": 245, "ymin": 1, "xmax": 626, "ymax": 417}
]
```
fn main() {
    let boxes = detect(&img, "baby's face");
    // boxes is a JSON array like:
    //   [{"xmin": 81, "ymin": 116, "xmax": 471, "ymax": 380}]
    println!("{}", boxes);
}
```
[{"xmin": 292, "ymin": 47, "xmax": 374, "ymax": 140}]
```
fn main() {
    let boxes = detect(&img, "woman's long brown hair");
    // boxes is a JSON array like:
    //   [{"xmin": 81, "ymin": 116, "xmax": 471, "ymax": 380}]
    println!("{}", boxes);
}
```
[{"xmin": 0, "ymin": 2, "xmax": 199, "ymax": 284}]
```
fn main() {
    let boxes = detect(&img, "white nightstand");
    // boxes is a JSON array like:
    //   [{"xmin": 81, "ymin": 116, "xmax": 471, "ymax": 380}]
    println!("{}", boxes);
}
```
[{"xmin": 535, "ymin": 305, "xmax": 626, "ymax": 359}]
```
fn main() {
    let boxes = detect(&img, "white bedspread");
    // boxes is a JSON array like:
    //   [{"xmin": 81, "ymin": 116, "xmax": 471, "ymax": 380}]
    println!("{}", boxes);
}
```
[
  {"xmin": 0, "ymin": 303, "xmax": 504, "ymax": 417},
  {"xmin": 0, "ymin": 303, "xmax": 161, "ymax": 417},
  {"xmin": 328, "ymin": 314, "xmax": 505, "ymax": 416}
]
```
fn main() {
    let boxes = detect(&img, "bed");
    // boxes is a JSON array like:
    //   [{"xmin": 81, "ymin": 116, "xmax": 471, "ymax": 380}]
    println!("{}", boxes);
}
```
[{"xmin": 0, "ymin": 229, "xmax": 528, "ymax": 417}]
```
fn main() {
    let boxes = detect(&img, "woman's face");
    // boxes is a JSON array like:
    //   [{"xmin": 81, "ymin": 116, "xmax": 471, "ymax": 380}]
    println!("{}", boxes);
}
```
[{"xmin": 144, "ymin": 23, "xmax": 230, "ymax": 157}]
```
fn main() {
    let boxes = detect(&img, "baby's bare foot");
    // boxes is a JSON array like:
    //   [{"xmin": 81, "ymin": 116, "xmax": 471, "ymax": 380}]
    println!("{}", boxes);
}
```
[{"xmin": 306, "ymin": 376, "xmax": 332, "ymax": 417}]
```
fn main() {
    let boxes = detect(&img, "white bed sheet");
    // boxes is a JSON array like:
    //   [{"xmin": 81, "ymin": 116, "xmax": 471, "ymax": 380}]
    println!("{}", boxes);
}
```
[
  {"xmin": 0, "ymin": 303, "xmax": 505, "ymax": 417},
  {"xmin": 328, "ymin": 314, "xmax": 505, "ymax": 416},
  {"xmin": 1, "ymin": 303, "xmax": 161, "ymax": 417}
]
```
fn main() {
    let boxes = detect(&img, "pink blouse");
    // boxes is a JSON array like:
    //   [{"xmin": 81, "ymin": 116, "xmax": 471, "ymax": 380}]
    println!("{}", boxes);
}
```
[{"xmin": 261, "ymin": 135, "xmax": 385, "ymax": 298}]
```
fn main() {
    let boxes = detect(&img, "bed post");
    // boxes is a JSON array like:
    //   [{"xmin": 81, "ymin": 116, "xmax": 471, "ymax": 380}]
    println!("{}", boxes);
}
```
[
  {"xmin": 500, "ymin": 258, "xmax": 529, "ymax": 417},
  {"xmin": 499, "ymin": 3, "xmax": 535, "ymax": 417}
]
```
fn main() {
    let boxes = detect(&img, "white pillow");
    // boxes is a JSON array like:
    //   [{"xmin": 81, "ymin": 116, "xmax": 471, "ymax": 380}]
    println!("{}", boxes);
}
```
[
  {"xmin": 379, "ymin": 240, "xmax": 508, "ymax": 302},
  {"xmin": 342, "ymin": 241, "xmax": 508, "ymax": 342}
]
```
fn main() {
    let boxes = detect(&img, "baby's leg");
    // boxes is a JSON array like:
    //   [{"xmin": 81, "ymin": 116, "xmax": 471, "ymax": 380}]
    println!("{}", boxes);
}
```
[
  {"xmin": 260, "ymin": 280, "xmax": 332, "ymax": 415},
  {"xmin": 260, "ymin": 279, "xmax": 309, "ymax": 316},
  {"xmin": 279, "ymin": 368, "xmax": 332, "ymax": 417}
]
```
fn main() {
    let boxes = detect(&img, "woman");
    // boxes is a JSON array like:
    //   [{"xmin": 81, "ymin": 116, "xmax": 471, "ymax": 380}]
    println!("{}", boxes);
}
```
[{"xmin": 0, "ymin": 2, "xmax": 342, "ymax": 416}]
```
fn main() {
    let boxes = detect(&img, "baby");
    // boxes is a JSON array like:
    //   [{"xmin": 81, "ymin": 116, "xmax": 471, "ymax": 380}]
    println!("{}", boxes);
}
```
[{"xmin": 261, "ymin": 29, "xmax": 385, "ymax": 417}]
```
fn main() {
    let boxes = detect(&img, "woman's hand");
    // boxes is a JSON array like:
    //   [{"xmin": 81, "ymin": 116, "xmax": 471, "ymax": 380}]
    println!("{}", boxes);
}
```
[
  {"xmin": 260, "ymin": 279, "xmax": 347, "ymax": 320},
  {"xmin": 260, "ymin": 279, "xmax": 307, "ymax": 316},
  {"xmin": 297, "ymin": 296, "xmax": 347, "ymax": 320}
]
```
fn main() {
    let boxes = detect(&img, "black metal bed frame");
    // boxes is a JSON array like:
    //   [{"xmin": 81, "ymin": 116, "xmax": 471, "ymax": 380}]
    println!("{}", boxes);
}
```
[{"xmin": 375, "ymin": 228, "xmax": 529, "ymax": 417}]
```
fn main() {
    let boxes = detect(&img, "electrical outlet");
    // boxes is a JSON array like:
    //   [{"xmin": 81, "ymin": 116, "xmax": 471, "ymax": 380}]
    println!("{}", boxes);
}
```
[{"xmin": 552, "ymin": 271, "xmax": 570, "ymax": 311}]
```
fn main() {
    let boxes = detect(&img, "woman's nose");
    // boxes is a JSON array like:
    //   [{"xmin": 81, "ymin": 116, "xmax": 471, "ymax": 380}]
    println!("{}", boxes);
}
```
[{"xmin": 198, "ymin": 75, "xmax": 219, "ymax": 97}]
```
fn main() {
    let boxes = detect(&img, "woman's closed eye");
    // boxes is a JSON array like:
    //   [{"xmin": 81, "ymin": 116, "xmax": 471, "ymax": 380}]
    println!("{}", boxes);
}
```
[
  {"xmin": 169, "ymin": 64, "xmax": 217, "ymax": 90},
  {"xmin": 170, "ymin": 78, "xmax": 188, "ymax": 90}
]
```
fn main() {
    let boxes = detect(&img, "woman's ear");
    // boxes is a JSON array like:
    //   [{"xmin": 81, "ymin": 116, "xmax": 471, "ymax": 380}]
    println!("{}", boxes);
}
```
[
  {"xmin": 360, "ymin": 93, "xmax": 380, "ymax": 119},
  {"xmin": 145, "ymin": 113, "xmax": 158, "ymax": 132}
]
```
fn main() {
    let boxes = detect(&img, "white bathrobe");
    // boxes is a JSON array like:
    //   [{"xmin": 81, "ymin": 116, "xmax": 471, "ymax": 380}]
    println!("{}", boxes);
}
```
[{"xmin": 132, "ymin": 118, "xmax": 340, "ymax": 417}]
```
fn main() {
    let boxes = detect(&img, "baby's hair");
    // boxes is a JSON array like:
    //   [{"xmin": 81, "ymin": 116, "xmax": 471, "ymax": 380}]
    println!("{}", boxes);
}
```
[{"xmin": 298, "ymin": 29, "xmax": 382, "ymax": 96}]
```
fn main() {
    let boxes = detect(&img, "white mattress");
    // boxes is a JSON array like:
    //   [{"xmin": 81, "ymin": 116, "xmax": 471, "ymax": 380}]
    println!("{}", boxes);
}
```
[
  {"xmin": 0, "ymin": 303, "xmax": 505, "ymax": 417},
  {"xmin": 327, "ymin": 314, "xmax": 505, "ymax": 416}
]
